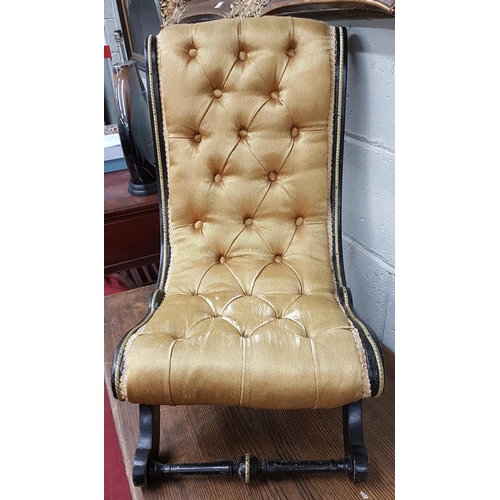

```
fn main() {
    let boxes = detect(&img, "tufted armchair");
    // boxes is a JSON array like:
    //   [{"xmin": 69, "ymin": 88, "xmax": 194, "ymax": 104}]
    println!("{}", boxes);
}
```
[{"xmin": 112, "ymin": 15, "xmax": 385, "ymax": 487}]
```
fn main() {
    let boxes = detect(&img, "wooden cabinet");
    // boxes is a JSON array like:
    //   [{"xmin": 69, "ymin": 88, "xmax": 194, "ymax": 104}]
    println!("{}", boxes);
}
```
[{"xmin": 104, "ymin": 170, "xmax": 160, "ymax": 276}]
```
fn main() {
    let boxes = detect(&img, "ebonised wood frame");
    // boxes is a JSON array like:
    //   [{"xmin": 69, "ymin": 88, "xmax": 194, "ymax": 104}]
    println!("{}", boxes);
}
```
[
  {"xmin": 329, "ymin": 26, "xmax": 385, "ymax": 398},
  {"xmin": 132, "ymin": 400, "xmax": 368, "ymax": 486},
  {"xmin": 111, "ymin": 23, "xmax": 385, "ymax": 487}
]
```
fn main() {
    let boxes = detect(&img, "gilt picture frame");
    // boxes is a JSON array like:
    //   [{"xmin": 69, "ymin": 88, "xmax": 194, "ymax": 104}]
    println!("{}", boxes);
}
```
[{"xmin": 116, "ymin": 0, "xmax": 394, "ymax": 69}]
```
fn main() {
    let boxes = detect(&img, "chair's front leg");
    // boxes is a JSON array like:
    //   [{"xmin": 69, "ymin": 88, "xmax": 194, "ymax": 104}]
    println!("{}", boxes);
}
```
[
  {"xmin": 133, "ymin": 404, "xmax": 160, "ymax": 486},
  {"xmin": 343, "ymin": 400, "xmax": 368, "ymax": 482}
]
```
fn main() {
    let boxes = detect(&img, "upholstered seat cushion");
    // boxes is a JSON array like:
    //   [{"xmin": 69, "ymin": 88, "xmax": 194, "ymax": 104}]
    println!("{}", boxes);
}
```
[
  {"xmin": 122, "ymin": 289, "xmax": 370, "ymax": 408},
  {"xmin": 115, "ymin": 16, "xmax": 375, "ymax": 410}
]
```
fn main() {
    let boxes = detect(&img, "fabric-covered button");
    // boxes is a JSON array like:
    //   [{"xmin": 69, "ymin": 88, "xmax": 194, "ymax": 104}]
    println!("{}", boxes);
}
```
[
  {"xmin": 287, "ymin": 48, "xmax": 295, "ymax": 57},
  {"xmin": 194, "ymin": 133, "xmax": 201, "ymax": 143},
  {"xmin": 270, "ymin": 90, "xmax": 279, "ymax": 100},
  {"xmin": 194, "ymin": 220, "xmax": 203, "ymax": 230},
  {"xmin": 291, "ymin": 127, "xmax": 299, "ymax": 138},
  {"xmin": 238, "ymin": 129, "xmax": 248, "ymax": 138},
  {"xmin": 188, "ymin": 48, "xmax": 197, "ymax": 57},
  {"xmin": 244, "ymin": 218, "xmax": 253, "ymax": 226},
  {"xmin": 219, "ymin": 256, "xmax": 227, "ymax": 264},
  {"xmin": 238, "ymin": 50, "xmax": 247, "ymax": 61},
  {"xmin": 268, "ymin": 171, "xmax": 277, "ymax": 181},
  {"xmin": 213, "ymin": 88, "xmax": 223, "ymax": 98},
  {"xmin": 214, "ymin": 173, "xmax": 222, "ymax": 183},
  {"xmin": 295, "ymin": 217, "xmax": 304, "ymax": 226},
  {"xmin": 274, "ymin": 255, "xmax": 283, "ymax": 262}
]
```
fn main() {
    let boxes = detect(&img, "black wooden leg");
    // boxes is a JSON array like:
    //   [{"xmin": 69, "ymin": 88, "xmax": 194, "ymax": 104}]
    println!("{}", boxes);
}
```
[
  {"xmin": 133, "ymin": 404, "xmax": 160, "ymax": 487},
  {"xmin": 342, "ymin": 400, "xmax": 369, "ymax": 482},
  {"xmin": 132, "ymin": 402, "xmax": 368, "ymax": 485}
]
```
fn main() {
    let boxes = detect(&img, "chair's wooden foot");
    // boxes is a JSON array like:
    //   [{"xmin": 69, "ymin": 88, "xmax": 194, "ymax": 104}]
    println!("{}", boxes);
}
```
[
  {"xmin": 133, "ymin": 402, "xmax": 368, "ymax": 486},
  {"xmin": 133, "ymin": 404, "xmax": 160, "ymax": 487},
  {"xmin": 343, "ymin": 400, "xmax": 369, "ymax": 482}
]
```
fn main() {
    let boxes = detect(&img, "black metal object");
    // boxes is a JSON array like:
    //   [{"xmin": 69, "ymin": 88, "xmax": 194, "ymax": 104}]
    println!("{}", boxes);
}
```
[{"xmin": 133, "ymin": 401, "xmax": 368, "ymax": 486}]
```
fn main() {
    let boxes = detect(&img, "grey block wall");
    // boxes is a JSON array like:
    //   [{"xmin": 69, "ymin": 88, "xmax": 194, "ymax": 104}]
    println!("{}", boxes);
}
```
[{"xmin": 328, "ymin": 18, "xmax": 395, "ymax": 352}]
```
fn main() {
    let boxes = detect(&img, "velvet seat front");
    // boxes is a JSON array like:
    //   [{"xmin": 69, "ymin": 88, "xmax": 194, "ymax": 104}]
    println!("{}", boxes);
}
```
[{"xmin": 113, "ymin": 16, "xmax": 384, "ymax": 417}]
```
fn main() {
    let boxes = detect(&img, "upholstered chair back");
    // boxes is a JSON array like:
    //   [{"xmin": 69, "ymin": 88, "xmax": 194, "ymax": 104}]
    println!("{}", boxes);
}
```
[{"xmin": 113, "ymin": 16, "xmax": 384, "ymax": 412}]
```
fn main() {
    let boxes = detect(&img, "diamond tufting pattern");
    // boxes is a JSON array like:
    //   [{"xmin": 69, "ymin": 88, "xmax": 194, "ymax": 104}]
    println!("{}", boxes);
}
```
[{"xmin": 119, "ymin": 17, "xmax": 373, "ymax": 410}]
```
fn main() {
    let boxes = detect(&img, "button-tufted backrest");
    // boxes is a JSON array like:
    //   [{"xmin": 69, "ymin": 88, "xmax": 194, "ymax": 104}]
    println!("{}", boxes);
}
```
[
  {"xmin": 113, "ymin": 17, "xmax": 386, "ymax": 408},
  {"xmin": 156, "ymin": 16, "xmax": 338, "ymax": 298}
]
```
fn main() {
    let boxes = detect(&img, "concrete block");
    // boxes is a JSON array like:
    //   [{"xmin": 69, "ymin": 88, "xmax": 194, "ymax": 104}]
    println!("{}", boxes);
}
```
[
  {"xmin": 341, "ymin": 235, "xmax": 393, "ymax": 344},
  {"xmin": 329, "ymin": 19, "xmax": 395, "ymax": 151},
  {"xmin": 342, "ymin": 137, "xmax": 395, "ymax": 267},
  {"xmin": 104, "ymin": 0, "xmax": 115, "ymax": 20},
  {"xmin": 382, "ymin": 275, "xmax": 395, "ymax": 352}
]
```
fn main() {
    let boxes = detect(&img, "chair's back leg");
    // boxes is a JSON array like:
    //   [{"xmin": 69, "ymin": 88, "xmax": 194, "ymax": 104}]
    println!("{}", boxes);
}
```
[{"xmin": 342, "ymin": 400, "xmax": 369, "ymax": 482}]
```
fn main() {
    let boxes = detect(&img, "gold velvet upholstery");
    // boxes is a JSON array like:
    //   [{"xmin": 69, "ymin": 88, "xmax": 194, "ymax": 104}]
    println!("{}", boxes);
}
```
[{"xmin": 114, "ymin": 16, "xmax": 384, "ymax": 411}]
